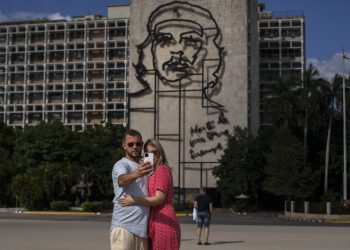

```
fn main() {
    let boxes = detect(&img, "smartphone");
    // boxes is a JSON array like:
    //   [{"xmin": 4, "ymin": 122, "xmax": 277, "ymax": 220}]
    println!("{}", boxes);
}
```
[{"xmin": 143, "ymin": 152, "xmax": 154, "ymax": 164}]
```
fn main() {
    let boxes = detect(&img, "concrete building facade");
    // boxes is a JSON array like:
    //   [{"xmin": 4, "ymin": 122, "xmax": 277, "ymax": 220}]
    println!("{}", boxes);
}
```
[
  {"xmin": 0, "ymin": 1, "xmax": 306, "ymax": 202},
  {"xmin": 258, "ymin": 8, "xmax": 305, "ymax": 126},
  {"xmin": 128, "ymin": 0, "xmax": 259, "ymax": 201},
  {"xmin": 0, "ymin": 12, "xmax": 130, "ymax": 130}
]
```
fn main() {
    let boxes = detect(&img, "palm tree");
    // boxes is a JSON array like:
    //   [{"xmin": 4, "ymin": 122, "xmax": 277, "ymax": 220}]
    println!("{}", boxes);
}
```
[
  {"xmin": 266, "ymin": 76, "xmax": 300, "ymax": 128},
  {"xmin": 318, "ymin": 74, "xmax": 343, "ymax": 194},
  {"xmin": 300, "ymin": 64, "xmax": 321, "ymax": 150}
]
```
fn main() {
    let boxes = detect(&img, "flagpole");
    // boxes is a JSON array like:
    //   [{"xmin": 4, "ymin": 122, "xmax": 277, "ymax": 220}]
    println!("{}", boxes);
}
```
[{"xmin": 342, "ymin": 47, "xmax": 348, "ymax": 202}]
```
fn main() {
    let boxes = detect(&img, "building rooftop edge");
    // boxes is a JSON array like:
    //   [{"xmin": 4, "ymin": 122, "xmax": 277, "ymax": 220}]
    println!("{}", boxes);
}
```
[
  {"xmin": 0, "ymin": 14, "xmax": 111, "ymax": 25},
  {"xmin": 107, "ymin": 3, "xmax": 130, "ymax": 7},
  {"xmin": 0, "ymin": 19, "xmax": 67, "ymax": 26},
  {"xmin": 259, "ymin": 10, "xmax": 304, "ymax": 19}
]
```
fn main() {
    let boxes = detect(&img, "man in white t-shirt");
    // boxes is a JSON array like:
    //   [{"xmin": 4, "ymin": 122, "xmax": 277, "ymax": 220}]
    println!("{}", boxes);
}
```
[{"xmin": 110, "ymin": 129, "xmax": 153, "ymax": 250}]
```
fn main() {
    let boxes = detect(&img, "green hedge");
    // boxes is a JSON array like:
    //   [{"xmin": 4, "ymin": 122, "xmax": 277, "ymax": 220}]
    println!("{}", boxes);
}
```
[
  {"xmin": 173, "ymin": 202, "xmax": 193, "ymax": 212},
  {"xmin": 49, "ymin": 200, "xmax": 72, "ymax": 211},
  {"xmin": 82, "ymin": 200, "xmax": 113, "ymax": 212}
]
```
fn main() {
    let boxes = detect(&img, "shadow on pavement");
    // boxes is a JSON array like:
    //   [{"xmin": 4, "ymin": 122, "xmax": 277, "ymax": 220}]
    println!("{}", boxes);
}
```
[
  {"xmin": 181, "ymin": 238, "xmax": 244, "ymax": 245},
  {"xmin": 211, "ymin": 240, "xmax": 244, "ymax": 245}
]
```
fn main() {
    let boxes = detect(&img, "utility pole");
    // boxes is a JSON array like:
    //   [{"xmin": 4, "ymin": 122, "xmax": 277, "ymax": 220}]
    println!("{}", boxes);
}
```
[{"xmin": 342, "ymin": 48, "xmax": 349, "ymax": 202}]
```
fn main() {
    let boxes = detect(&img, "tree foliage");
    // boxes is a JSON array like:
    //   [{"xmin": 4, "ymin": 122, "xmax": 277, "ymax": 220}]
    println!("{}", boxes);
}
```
[
  {"xmin": 263, "ymin": 128, "xmax": 317, "ymax": 200},
  {"xmin": 212, "ymin": 66, "xmax": 350, "ymax": 209},
  {"xmin": 213, "ymin": 126, "xmax": 263, "ymax": 208},
  {"xmin": 78, "ymin": 124, "xmax": 124, "ymax": 201},
  {"xmin": 0, "ymin": 121, "xmax": 125, "ymax": 209},
  {"xmin": 0, "ymin": 124, "xmax": 16, "ymax": 206}
]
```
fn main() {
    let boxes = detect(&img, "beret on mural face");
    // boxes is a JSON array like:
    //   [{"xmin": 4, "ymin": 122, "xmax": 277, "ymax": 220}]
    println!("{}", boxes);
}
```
[{"xmin": 147, "ymin": 1, "xmax": 219, "ymax": 36}]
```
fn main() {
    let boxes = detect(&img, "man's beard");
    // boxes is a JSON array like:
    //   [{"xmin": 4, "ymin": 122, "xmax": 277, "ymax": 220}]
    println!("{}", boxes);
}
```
[{"xmin": 127, "ymin": 150, "xmax": 141, "ymax": 161}]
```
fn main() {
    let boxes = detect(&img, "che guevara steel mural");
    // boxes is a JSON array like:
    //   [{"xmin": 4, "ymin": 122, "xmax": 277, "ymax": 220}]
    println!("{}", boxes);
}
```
[
  {"xmin": 129, "ymin": 1, "xmax": 230, "ymax": 162},
  {"xmin": 132, "ymin": 1, "xmax": 224, "ymax": 106}
]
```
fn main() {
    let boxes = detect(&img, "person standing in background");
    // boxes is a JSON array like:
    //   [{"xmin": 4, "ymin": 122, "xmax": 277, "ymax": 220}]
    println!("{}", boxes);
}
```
[{"xmin": 194, "ymin": 186, "xmax": 213, "ymax": 245}]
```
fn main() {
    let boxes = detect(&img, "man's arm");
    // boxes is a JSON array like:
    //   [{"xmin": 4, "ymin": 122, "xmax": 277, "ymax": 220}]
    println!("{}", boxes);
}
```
[
  {"xmin": 118, "ymin": 162, "xmax": 152, "ymax": 187},
  {"xmin": 133, "ymin": 190, "xmax": 166, "ymax": 206},
  {"xmin": 119, "ymin": 190, "xmax": 166, "ymax": 207}
]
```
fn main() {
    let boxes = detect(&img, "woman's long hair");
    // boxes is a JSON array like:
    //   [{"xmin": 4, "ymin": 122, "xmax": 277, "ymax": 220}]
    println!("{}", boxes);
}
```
[{"xmin": 143, "ymin": 139, "xmax": 169, "ymax": 167}]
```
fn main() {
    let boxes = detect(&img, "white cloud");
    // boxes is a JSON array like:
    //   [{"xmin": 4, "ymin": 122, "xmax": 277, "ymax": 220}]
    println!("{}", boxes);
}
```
[
  {"xmin": 307, "ymin": 52, "xmax": 350, "ymax": 81},
  {"xmin": 0, "ymin": 11, "xmax": 71, "ymax": 22},
  {"xmin": 11, "ymin": 11, "xmax": 47, "ymax": 20},
  {"xmin": 48, "ymin": 13, "xmax": 72, "ymax": 21}
]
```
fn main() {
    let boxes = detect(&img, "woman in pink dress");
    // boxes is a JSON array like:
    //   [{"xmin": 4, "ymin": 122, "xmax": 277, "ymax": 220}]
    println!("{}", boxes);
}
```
[{"xmin": 119, "ymin": 139, "xmax": 181, "ymax": 250}]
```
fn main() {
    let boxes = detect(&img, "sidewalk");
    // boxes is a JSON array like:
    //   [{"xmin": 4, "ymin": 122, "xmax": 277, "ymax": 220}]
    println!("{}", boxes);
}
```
[
  {"xmin": 1, "ymin": 210, "xmax": 350, "ymax": 250},
  {"xmin": 179, "ymin": 223, "xmax": 350, "ymax": 250}
]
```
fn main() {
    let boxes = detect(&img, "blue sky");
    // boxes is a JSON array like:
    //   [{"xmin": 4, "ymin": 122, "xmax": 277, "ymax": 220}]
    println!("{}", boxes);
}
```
[{"xmin": 0, "ymin": 0, "xmax": 349, "ymax": 79}]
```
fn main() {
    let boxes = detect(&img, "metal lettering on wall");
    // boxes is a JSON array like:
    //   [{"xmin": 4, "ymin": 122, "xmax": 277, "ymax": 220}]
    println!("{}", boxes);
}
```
[{"xmin": 189, "ymin": 112, "xmax": 230, "ymax": 159}]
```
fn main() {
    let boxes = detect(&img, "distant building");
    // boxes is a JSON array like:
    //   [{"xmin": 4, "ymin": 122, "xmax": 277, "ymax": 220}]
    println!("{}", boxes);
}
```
[
  {"xmin": 258, "ymin": 6, "xmax": 305, "ymax": 126},
  {"xmin": 0, "ymin": 7, "xmax": 130, "ymax": 130},
  {"xmin": 0, "ymin": 1, "xmax": 306, "ymax": 202},
  {"xmin": 0, "ymin": 3, "xmax": 305, "ymax": 131}
]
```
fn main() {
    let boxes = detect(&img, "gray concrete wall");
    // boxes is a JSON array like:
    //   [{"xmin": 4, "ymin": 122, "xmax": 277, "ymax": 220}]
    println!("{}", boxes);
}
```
[
  {"xmin": 129, "ymin": 0, "xmax": 258, "ymax": 194},
  {"xmin": 248, "ymin": 0, "xmax": 260, "ymax": 135},
  {"xmin": 107, "ymin": 5, "xmax": 130, "ymax": 19}
]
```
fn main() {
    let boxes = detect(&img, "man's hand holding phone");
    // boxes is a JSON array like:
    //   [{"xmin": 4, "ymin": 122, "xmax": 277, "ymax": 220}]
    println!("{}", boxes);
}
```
[{"xmin": 137, "ymin": 161, "xmax": 153, "ymax": 177}]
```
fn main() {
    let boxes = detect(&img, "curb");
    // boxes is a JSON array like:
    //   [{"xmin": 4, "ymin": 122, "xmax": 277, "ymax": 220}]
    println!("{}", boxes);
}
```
[
  {"xmin": 286, "ymin": 217, "xmax": 324, "ymax": 223},
  {"xmin": 176, "ymin": 213, "xmax": 189, "ymax": 216},
  {"xmin": 18, "ymin": 211, "xmax": 189, "ymax": 216},
  {"xmin": 324, "ymin": 220, "xmax": 350, "ymax": 224},
  {"xmin": 21, "ymin": 211, "xmax": 97, "ymax": 215}
]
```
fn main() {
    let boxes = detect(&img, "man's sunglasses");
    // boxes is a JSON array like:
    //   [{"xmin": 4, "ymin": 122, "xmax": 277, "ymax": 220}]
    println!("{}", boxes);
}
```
[{"xmin": 127, "ymin": 142, "xmax": 143, "ymax": 148}]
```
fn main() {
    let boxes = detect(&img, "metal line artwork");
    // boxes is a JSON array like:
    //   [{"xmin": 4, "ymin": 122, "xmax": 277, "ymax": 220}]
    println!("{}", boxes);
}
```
[
  {"xmin": 129, "ymin": 1, "xmax": 230, "ymax": 196},
  {"xmin": 131, "ymin": 1, "xmax": 224, "ymax": 108}
]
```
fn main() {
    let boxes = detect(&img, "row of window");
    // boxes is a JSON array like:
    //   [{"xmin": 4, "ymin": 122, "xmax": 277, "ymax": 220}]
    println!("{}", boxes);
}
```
[
  {"xmin": 1, "ymin": 103, "xmax": 126, "ymax": 111},
  {"xmin": 1, "ymin": 111, "xmax": 125, "ymax": 120},
  {"xmin": 0, "ymin": 62, "xmax": 128, "ymax": 75},
  {"xmin": 1, "ymin": 69, "xmax": 127, "ymax": 81},
  {"xmin": 0, "ymin": 49, "xmax": 128, "ymax": 64},
  {"xmin": 0, "ymin": 29, "xmax": 129, "ymax": 44},
  {"xmin": 1, "ymin": 65, "xmax": 127, "ymax": 74},
  {"xmin": 260, "ymin": 41, "xmax": 302, "ymax": 49},
  {"xmin": 0, "ymin": 82, "xmax": 126, "ymax": 91},
  {"xmin": 260, "ymin": 69, "xmax": 302, "ymax": 82},
  {"xmin": 260, "ymin": 61, "xmax": 302, "ymax": 69},
  {"xmin": 259, "ymin": 28, "xmax": 302, "ymax": 38},
  {"xmin": 0, "ymin": 41, "xmax": 128, "ymax": 54},
  {"xmin": 260, "ymin": 48, "xmax": 302, "ymax": 60},
  {"xmin": 0, "ymin": 20, "xmax": 128, "ymax": 34},
  {"xmin": 259, "ymin": 19, "xmax": 302, "ymax": 28}
]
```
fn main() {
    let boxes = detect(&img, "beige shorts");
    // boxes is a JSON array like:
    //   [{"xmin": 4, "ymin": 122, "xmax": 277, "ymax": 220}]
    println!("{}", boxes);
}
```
[{"xmin": 110, "ymin": 227, "xmax": 148, "ymax": 250}]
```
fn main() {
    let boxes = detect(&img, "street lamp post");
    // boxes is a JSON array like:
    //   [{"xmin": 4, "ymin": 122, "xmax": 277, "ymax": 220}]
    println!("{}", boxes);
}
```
[{"xmin": 342, "ymin": 48, "xmax": 348, "ymax": 202}]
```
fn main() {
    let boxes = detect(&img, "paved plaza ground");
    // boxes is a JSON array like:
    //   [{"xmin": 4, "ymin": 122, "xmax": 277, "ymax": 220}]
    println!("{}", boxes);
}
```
[{"xmin": 0, "ymin": 210, "xmax": 349, "ymax": 250}]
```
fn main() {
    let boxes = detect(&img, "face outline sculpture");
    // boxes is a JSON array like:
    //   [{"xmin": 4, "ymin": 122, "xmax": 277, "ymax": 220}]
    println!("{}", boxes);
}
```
[
  {"xmin": 151, "ymin": 20, "xmax": 204, "ymax": 82},
  {"xmin": 132, "ymin": 1, "xmax": 224, "ymax": 107}
]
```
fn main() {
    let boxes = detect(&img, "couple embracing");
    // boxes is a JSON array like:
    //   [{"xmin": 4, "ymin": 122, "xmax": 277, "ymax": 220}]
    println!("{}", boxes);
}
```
[{"xmin": 110, "ymin": 129, "xmax": 181, "ymax": 250}]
